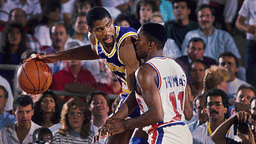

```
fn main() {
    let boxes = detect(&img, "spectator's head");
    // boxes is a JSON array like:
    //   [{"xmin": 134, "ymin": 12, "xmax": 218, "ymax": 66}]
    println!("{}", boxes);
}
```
[
  {"xmin": 73, "ymin": 12, "xmax": 88, "ymax": 35},
  {"xmin": 205, "ymin": 88, "xmax": 229, "ymax": 121},
  {"xmin": 218, "ymin": 52, "xmax": 239, "ymax": 82},
  {"xmin": 236, "ymin": 84, "xmax": 256, "ymax": 106},
  {"xmin": 87, "ymin": 90, "xmax": 110, "ymax": 117},
  {"xmin": 1, "ymin": 22, "xmax": 27, "ymax": 64},
  {"xmin": 33, "ymin": 127, "xmax": 53, "ymax": 144},
  {"xmin": 196, "ymin": 4, "xmax": 215, "ymax": 30},
  {"xmin": 148, "ymin": 12, "xmax": 164, "ymax": 25},
  {"xmin": 50, "ymin": 22, "xmax": 69, "ymax": 51},
  {"xmin": 204, "ymin": 65, "xmax": 229, "ymax": 92},
  {"xmin": 136, "ymin": 22, "xmax": 167, "ymax": 58},
  {"xmin": 187, "ymin": 37, "xmax": 205, "ymax": 61},
  {"xmin": 0, "ymin": 85, "xmax": 8, "ymax": 115},
  {"xmin": 74, "ymin": 0, "xmax": 95, "ymax": 15},
  {"xmin": 135, "ymin": 0, "xmax": 159, "ymax": 24},
  {"xmin": 173, "ymin": 0, "xmax": 191, "ymax": 22},
  {"xmin": 13, "ymin": 95, "xmax": 34, "ymax": 127},
  {"xmin": 189, "ymin": 60, "xmax": 206, "ymax": 84},
  {"xmin": 8, "ymin": 8, "xmax": 27, "ymax": 27},
  {"xmin": 60, "ymin": 97, "xmax": 91, "ymax": 138},
  {"xmin": 39, "ymin": 0, "xmax": 61, "ymax": 25},
  {"xmin": 114, "ymin": 12, "xmax": 134, "ymax": 27},
  {"xmin": 32, "ymin": 90, "xmax": 61, "ymax": 125},
  {"xmin": 250, "ymin": 96, "xmax": 256, "ymax": 126},
  {"xmin": 194, "ymin": 94, "xmax": 208, "ymax": 124}
]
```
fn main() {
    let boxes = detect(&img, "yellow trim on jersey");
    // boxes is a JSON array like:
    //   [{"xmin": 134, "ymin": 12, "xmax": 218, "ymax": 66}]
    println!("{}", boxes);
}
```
[{"xmin": 95, "ymin": 39, "xmax": 99, "ymax": 55}]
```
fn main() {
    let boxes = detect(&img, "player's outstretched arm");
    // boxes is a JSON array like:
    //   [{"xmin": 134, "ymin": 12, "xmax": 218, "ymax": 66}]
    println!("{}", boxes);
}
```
[
  {"xmin": 26, "ymin": 44, "xmax": 100, "ymax": 63},
  {"xmin": 119, "ymin": 35, "xmax": 140, "ymax": 91}
]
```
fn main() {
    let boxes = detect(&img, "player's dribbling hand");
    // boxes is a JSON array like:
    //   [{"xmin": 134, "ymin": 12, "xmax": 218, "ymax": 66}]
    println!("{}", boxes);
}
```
[{"xmin": 24, "ymin": 53, "xmax": 57, "ymax": 63}]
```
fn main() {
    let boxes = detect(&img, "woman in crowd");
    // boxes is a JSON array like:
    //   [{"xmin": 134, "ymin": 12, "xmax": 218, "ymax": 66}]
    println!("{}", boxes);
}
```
[
  {"xmin": 33, "ymin": 0, "xmax": 61, "ymax": 46},
  {"xmin": 32, "ymin": 90, "xmax": 62, "ymax": 133},
  {"xmin": 53, "ymin": 97, "xmax": 94, "ymax": 143}
]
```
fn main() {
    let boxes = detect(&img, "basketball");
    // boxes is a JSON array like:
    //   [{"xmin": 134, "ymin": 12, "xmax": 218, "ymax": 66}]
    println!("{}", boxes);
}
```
[{"xmin": 17, "ymin": 60, "xmax": 52, "ymax": 94}]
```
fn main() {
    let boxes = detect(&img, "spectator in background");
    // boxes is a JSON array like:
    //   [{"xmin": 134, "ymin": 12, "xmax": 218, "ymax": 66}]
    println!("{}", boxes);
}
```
[
  {"xmin": 188, "ymin": 94, "xmax": 208, "ymax": 133},
  {"xmin": 52, "ymin": 97, "xmax": 94, "ymax": 143},
  {"xmin": 0, "ymin": 95, "xmax": 41, "ymax": 144},
  {"xmin": 133, "ymin": 0, "xmax": 159, "ymax": 30},
  {"xmin": 87, "ymin": 90, "xmax": 110, "ymax": 143},
  {"xmin": 234, "ymin": 84, "xmax": 256, "ymax": 113},
  {"xmin": 189, "ymin": 60, "xmax": 206, "ymax": 99},
  {"xmin": 59, "ymin": 0, "xmax": 76, "ymax": 28},
  {"xmin": 33, "ymin": 127, "xmax": 53, "ymax": 144},
  {"xmin": 34, "ymin": 0, "xmax": 61, "ymax": 47},
  {"xmin": 0, "ymin": 0, "xmax": 42, "ymax": 25},
  {"xmin": 164, "ymin": 0, "xmax": 198, "ymax": 49},
  {"xmin": 218, "ymin": 52, "xmax": 248, "ymax": 104},
  {"xmin": 6, "ymin": 8, "xmax": 42, "ymax": 53},
  {"xmin": 100, "ymin": 0, "xmax": 135, "ymax": 12},
  {"xmin": 114, "ymin": 12, "xmax": 134, "ymax": 27},
  {"xmin": 181, "ymin": 4, "xmax": 241, "ymax": 62},
  {"xmin": 0, "ymin": 85, "xmax": 16, "ymax": 129},
  {"xmin": 149, "ymin": 11, "xmax": 182, "ymax": 59},
  {"xmin": 40, "ymin": 22, "xmax": 69, "ymax": 74},
  {"xmin": 0, "ymin": 75, "xmax": 14, "ymax": 113},
  {"xmin": 176, "ymin": 37, "xmax": 217, "ymax": 79},
  {"xmin": 32, "ymin": 91, "xmax": 61, "ymax": 133},
  {"xmin": 236, "ymin": 0, "xmax": 256, "ymax": 88},
  {"xmin": 0, "ymin": 22, "xmax": 27, "ymax": 86}
]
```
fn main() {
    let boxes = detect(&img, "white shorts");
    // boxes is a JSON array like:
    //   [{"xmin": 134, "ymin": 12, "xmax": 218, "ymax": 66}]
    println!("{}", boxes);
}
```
[{"xmin": 148, "ymin": 124, "xmax": 192, "ymax": 144}]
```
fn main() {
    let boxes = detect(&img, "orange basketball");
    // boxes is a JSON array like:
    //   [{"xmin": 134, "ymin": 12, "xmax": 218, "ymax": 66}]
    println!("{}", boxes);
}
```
[{"xmin": 17, "ymin": 60, "xmax": 52, "ymax": 94}]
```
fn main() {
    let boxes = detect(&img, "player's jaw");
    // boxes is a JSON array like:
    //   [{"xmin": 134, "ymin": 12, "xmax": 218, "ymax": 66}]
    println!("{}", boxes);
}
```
[{"xmin": 103, "ymin": 35, "xmax": 115, "ymax": 48}]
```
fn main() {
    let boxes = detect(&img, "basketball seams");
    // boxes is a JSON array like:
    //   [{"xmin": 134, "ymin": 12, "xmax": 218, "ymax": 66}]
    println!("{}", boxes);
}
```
[
  {"xmin": 41, "ymin": 62, "xmax": 52, "ymax": 92},
  {"xmin": 34, "ymin": 61, "xmax": 41, "ymax": 94},
  {"xmin": 22, "ymin": 63, "xmax": 36, "ymax": 94}
]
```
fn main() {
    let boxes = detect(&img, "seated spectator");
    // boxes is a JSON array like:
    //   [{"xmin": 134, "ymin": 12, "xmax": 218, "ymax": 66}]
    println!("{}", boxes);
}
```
[
  {"xmin": 87, "ymin": 90, "xmax": 110, "ymax": 143},
  {"xmin": 133, "ymin": 0, "xmax": 159, "ymax": 30},
  {"xmin": 52, "ymin": 97, "xmax": 94, "ymax": 143},
  {"xmin": 101, "ymin": 0, "xmax": 135, "ymax": 12},
  {"xmin": 34, "ymin": 0, "xmax": 61, "ymax": 47},
  {"xmin": 0, "ymin": 75, "xmax": 14, "ymax": 113},
  {"xmin": 188, "ymin": 94, "xmax": 208, "ymax": 133},
  {"xmin": 234, "ymin": 84, "xmax": 256, "ymax": 113},
  {"xmin": 0, "ymin": 85, "xmax": 16, "ymax": 129},
  {"xmin": 218, "ymin": 52, "xmax": 248, "ymax": 103},
  {"xmin": 176, "ymin": 37, "xmax": 217, "ymax": 78},
  {"xmin": 0, "ymin": 22, "xmax": 27, "ymax": 86},
  {"xmin": 39, "ymin": 22, "xmax": 69, "ymax": 74},
  {"xmin": 33, "ymin": 127, "xmax": 53, "ymax": 144},
  {"xmin": 32, "ymin": 90, "xmax": 61, "ymax": 133},
  {"xmin": 149, "ymin": 11, "xmax": 182, "ymax": 59},
  {"xmin": 6, "ymin": 8, "xmax": 42, "ymax": 53},
  {"xmin": 189, "ymin": 60, "xmax": 206, "ymax": 99},
  {"xmin": 197, "ymin": 0, "xmax": 238, "ymax": 34},
  {"xmin": 211, "ymin": 111, "xmax": 253, "ymax": 144},
  {"xmin": 204, "ymin": 65, "xmax": 229, "ymax": 93},
  {"xmin": 0, "ymin": 95, "xmax": 41, "ymax": 144},
  {"xmin": 0, "ymin": 0, "xmax": 42, "ymax": 25},
  {"xmin": 249, "ymin": 96, "xmax": 256, "ymax": 140},
  {"xmin": 181, "ymin": 4, "xmax": 241, "ymax": 62},
  {"xmin": 60, "ymin": 0, "xmax": 76, "ymax": 28},
  {"xmin": 114, "ymin": 12, "xmax": 134, "ymax": 27},
  {"xmin": 192, "ymin": 89, "xmax": 235, "ymax": 143},
  {"xmin": 164, "ymin": 0, "xmax": 198, "ymax": 49}
]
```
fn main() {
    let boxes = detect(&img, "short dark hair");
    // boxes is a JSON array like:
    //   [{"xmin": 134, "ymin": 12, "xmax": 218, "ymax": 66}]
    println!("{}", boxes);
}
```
[
  {"xmin": 140, "ymin": 22, "xmax": 167, "ymax": 50},
  {"xmin": 173, "ymin": 0, "xmax": 190, "ymax": 9},
  {"xmin": 86, "ymin": 6, "xmax": 112, "ymax": 29},
  {"xmin": 204, "ymin": 88, "xmax": 229, "ymax": 109},
  {"xmin": 114, "ymin": 12, "xmax": 134, "ymax": 27},
  {"xmin": 135, "ymin": 0, "xmax": 159, "ymax": 20},
  {"xmin": 193, "ymin": 93, "xmax": 205, "ymax": 108},
  {"xmin": 218, "ymin": 51, "xmax": 239, "ymax": 68},
  {"xmin": 13, "ymin": 95, "xmax": 34, "ymax": 111},
  {"xmin": 187, "ymin": 37, "xmax": 205, "ymax": 49},
  {"xmin": 8, "ymin": 8, "xmax": 26, "ymax": 20},
  {"xmin": 0, "ymin": 85, "xmax": 8, "ymax": 99},
  {"xmin": 49, "ymin": 21, "xmax": 67, "ymax": 37},
  {"xmin": 196, "ymin": 4, "xmax": 215, "ymax": 17},
  {"xmin": 188, "ymin": 60, "xmax": 207, "ymax": 74},
  {"xmin": 237, "ymin": 84, "xmax": 256, "ymax": 97},
  {"xmin": 87, "ymin": 90, "xmax": 109, "ymax": 106}
]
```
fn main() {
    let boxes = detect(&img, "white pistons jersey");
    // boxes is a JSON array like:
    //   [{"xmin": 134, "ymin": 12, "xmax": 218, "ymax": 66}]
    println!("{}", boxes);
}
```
[{"xmin": 135, "ymin": 56, "xmax": 187, "ymax": 134}]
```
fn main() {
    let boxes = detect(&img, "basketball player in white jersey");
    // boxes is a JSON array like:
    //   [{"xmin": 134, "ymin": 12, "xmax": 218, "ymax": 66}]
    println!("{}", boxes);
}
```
[{"xmin": 98, "ymin": 23, "xmax": 193, "ymax": 143}]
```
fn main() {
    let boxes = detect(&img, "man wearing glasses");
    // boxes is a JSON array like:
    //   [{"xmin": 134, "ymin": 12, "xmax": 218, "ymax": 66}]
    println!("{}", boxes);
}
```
[{"xmin": 192, "ymin": 88, "xmax": 236, "ymax": 144}]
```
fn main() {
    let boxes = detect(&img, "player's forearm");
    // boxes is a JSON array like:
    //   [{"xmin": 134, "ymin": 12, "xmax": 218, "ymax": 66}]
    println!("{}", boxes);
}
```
[
  {"xmin": 184, "ymin": 85, "xmax": 193, "ymax": 120},
  {"xmin": 54, "ymin": 45, "xmax": 99, "ymax": 61}
]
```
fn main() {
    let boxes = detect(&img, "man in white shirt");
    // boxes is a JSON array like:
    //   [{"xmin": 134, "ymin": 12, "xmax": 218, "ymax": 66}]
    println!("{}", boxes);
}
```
[{"xmin": 0, "ymin": 95, "xmax": 41, "ymax": 144}]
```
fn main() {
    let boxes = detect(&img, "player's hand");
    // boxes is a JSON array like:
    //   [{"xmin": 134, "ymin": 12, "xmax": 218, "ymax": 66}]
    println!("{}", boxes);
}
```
[
  {"xmin": 105, "ymin": 118, "xmax": 126, "ymax": 136},
  {"xmin": 24, "ymin": 53, "xmax": 57, "ymax": 63}
]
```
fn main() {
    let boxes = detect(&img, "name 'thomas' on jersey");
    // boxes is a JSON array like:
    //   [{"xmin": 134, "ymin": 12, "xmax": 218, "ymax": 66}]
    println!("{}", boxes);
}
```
[{"xmin": 135, "ymin": 57, "xmax": 187, "ymax": 134}]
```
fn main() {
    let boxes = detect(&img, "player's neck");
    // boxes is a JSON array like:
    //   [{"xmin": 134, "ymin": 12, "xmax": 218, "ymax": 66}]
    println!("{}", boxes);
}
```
[{"xmin": 145, "ymin": 50, "xmax": 164, "ymax": 62}]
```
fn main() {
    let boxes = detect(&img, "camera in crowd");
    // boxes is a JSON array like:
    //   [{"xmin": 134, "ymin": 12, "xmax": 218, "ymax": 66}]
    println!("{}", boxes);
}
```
[{"xmin": 234, "ymin": 114, "xmax": 256, "ymax": 135}]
